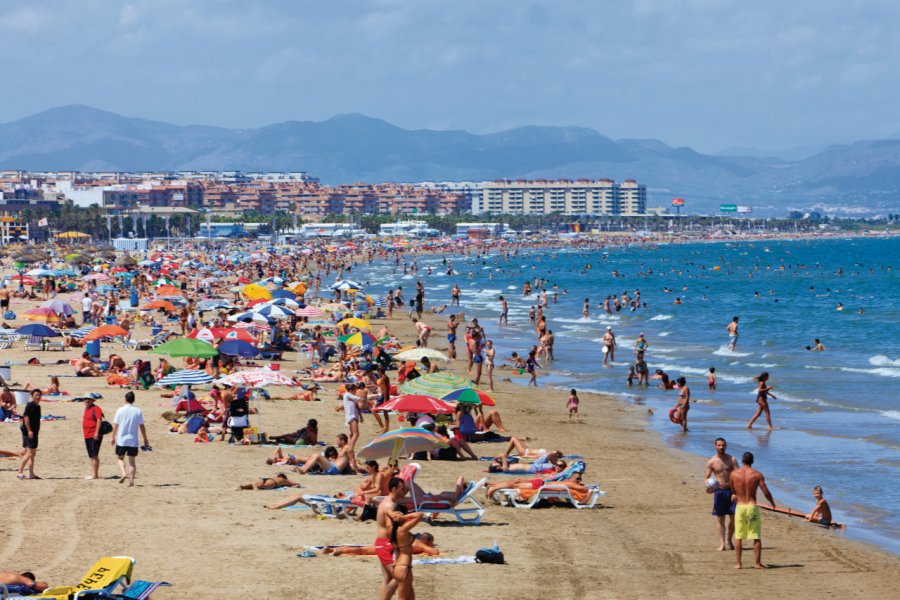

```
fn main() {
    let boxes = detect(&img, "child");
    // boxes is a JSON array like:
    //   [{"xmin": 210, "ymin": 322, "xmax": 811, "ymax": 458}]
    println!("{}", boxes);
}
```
[
  {"xmin": 806, "ymin": 485, "xmax": 832, "ymax": 526},
  {"xmin": 707, "ymin": 367, "xmax": 717, "ymax": 390},
  {"xmin": 626, "ymin": 365, "xmax": 636, "ymax": 387},
  {"xmin": 567, "ymin": 389, "xmax": 580, "ymax": 420}
]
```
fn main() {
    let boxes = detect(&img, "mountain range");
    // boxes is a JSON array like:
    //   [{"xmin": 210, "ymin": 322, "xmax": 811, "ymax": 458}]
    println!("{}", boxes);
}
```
[{"xmin": 2, "ymin": 105, "xmax": 899, "ymax": 214}]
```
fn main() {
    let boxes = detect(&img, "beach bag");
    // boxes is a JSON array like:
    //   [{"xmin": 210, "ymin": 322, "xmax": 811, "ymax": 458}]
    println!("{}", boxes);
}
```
[
  {"xmin": 4, "ymin": 311, "xmax": 14, "ymax": 320},
  {"xmin": 99, "ymin": 420, "xmax": 113, "ymax": 435},
  {"xmin": 227, "ymin": 415, "xmax": 250, "ymax": 428},
  {"xmin": 475, "ymin": 548, "xmax": 505, "ymax": 564}
]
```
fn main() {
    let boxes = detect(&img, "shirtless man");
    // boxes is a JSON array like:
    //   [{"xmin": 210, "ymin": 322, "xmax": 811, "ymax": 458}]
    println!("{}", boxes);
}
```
[
  {"xmin": 74, "ymin": 352, "xmax": 101, "ymax": 377},
  {"xmin": 704, "ymin": 437, "xmax": 739, "ymax": 550},
  {"xmin": 726, "ymin": 316, "xmax": 739, "ymax": 351},
  {"xmin": 498, "ymin": 296, "xmax": 508, "ymax": 326},
  {"xmin": 729, "ymin": 452, "xmax": 775, "ymax": 569},
  {"xmin": 375, "ymin": 477, "xmax": 407, "ymax": 600},
  {"xmin": 0, "ymin": 571, "xmax": 48, "ymax": 594},
  {"xmin": 446, "ymin": 314, "xmax": 459, "ymax": 360}
]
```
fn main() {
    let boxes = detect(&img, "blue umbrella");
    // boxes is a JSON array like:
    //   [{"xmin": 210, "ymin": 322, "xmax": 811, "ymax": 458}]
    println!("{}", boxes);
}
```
[
  {"xmin": 16, "ymin": 324, "xmax": 61, "ymax": 337},
  {"xmin": 270, "ymin": 289, "xmax": 296, "ymax": 300},
  {"xmin": 198, "ymin": 299, "xmax": 235, "ymax": 312},
  {"xmin": 219, "ymin": 339, "xmax": 260, "ymax": 357},
  {"xmin": 253, "ymin": 304, "xmax": 293, "ymax": 319},
  {"xmin": 155, "ymin": 370, "xmax": 215, "ymax": 386},
  {"xmin": 96, "ymin": 284, "xmax": 117, "ymax": 292}
]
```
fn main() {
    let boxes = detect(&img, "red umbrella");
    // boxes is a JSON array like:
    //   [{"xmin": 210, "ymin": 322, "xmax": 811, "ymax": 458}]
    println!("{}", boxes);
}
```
[
  {"xmin": 11, "ymin": 275, "xmax": 36, "ymax": 285},
  {"xmin": 378, "ymin": 394, "xmax": 455, "ymax": 415}
]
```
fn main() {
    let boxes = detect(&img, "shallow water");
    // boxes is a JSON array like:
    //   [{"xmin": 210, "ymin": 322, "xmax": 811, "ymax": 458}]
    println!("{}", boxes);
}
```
[{"xmin": 356, "ymin": 236, "xmax": 900, "ymax": 553}]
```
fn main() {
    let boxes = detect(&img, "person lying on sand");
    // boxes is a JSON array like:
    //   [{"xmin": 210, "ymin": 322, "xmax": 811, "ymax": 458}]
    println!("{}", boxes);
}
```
[
  {"xmin": 0, "ymin": 571, "xmax": 49, "ymax": 594},
  {"xmin": 323, "ymin": 532, "xmax": 439, "ymax": 557},
  {"xmin": 267, "ymin": 419, "xmax": 319, "ymax": 447},
  {"xmin": 236, "ymin": 472, "xmax": 302, "ymax": 490},
  {"xmin": 498, "ymin": 436, "xmax": 553, "ymax": 459},
  {"xmin": 74, "ymin": 353, "xmax": 101, "ymax": 377}
]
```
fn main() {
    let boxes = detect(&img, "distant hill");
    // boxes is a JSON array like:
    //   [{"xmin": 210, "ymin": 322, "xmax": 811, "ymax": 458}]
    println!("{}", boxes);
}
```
[{"xmin": 2, "ymin": 105, "xmax": 899, "ymax": 213}]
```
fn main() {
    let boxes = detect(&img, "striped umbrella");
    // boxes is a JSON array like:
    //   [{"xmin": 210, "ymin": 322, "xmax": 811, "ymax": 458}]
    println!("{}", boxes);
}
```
[
  {"xmin": 441, "ymin": 387, "xmax": 496, "ymax": 407},
  {"xmin": 400, "ymin": 372, "xmax": 473, "ymax": 397},
  {"xmin": 338, "ymin": 332, "xmax": 377, "ymax": 346},
  {"xmin": 20, "ymin": 307, "xmax": 61, "ymax": 323},
  {"xmin": 294, "ymin": 306, "xmax": 324, "ymax": 318},
  {"xmin": 155, "ymin": 370, "xmax": 215, "ymax": 386},
  {"xmin": 358, "ymin": 427, "xmax": 447, "ymax": 461},
  {"xmin": 68, "ymin": 324, "xmax": 96, "ymax": 340},
  {"xmin": 218, "ymin": 368, "xmax": 297, "ymax": 387}
]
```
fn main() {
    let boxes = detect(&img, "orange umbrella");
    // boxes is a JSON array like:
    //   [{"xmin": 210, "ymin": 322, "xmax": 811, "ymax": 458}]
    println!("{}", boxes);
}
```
[
  {"xmin": 142, "ymin": 300, "xmax": 176, "ymax": 311},
  {"xmin": 21, "ymin": 307, "xmax": 61, "ymax": 323},
  {"xmin": 85, "ymin": 325, "xmax": 129, "ymax": 340},
  {"xmin": 156, "ymin": 285, "xmax": 185, "ymax": 297}
]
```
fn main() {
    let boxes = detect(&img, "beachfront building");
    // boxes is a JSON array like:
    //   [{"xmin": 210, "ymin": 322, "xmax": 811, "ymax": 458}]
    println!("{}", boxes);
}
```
[{"xmin": 474, "ymin": 178, "xmax": 647, "ymax": 216}]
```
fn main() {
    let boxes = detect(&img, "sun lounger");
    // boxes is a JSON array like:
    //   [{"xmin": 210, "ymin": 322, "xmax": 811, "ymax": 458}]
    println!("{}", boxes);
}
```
[
  {"xmin": 412, "ymin": 477, "xmax": 487, "ymax": 525},
  {"xmin": 302, "ymin": 492, "xmax": 358, "ymax": 518},
  {"xmin": 46, "ymin": 340, "xmax": 66, "ymax": 351},
  {"xmin": 24, "ymin": 336, "xmax": 45, "ymax": 352},
  {"xmin": 492, "ymin": 483, "xmax": 607, "ymax": 509},
  {"xmin": 0, "ymin": 340, "xmax": 13, "ymax": 350},
  {"xmin": 122, "ymin": 330, "xmax": 169, "ymax": 351},
  {"xmin": 37, "ymin": 556, "xmax": 135, "ymax": 600},
  {"xmin": 67, "ymin": 580, "xmax": 171, "ymax": 599}
]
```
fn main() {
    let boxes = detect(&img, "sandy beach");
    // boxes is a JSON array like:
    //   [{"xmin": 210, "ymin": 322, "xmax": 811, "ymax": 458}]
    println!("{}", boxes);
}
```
[{"xmin": 1, "ymin": 293, "xmax": 898, "ymax": 600}]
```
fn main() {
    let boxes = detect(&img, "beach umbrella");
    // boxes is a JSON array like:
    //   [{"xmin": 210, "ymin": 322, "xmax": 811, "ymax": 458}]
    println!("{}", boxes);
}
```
[
  {"xmin": 53, "ymin": 267, "xmax": 77, "ymax": 277},
  {"xmin": 15, "ymin": 323, "xmax": 60, "ymax": 337},
  {"xmin": 156, "ymin": 285, "xmax": 185, "ymax": 298},
  {"xmin": 153, "ymin": 277, "xmax": 174, "ymax": 286},
  {"xmin": 10, "ymin": 275, "xmax": 36, "ymax": 286},
  {"xmin": 40, "ymin": 299, "xmax": 74, "ymax": 316},
  {"xmin": 441, "ymin": 387, "xmax": 496, "ymax": 407},
  {"xmin": 84, "ymin": 273, "xmax": 110, "ymax": 282},
  {"xmin": 84, "ymin": 325, "xmax": 130, "ymax": 341},
  {"xmin": 393, "ymin": 348, "xmax": 450, "ymax": 362},
  {"xmin": 378, "ymin": 394, "xmax": 455, "ymax": 415},
  {"xmin": 266, "ymin": 297, "xmax": 300, "ymax": 309},
  {"xmin": 155, "ymin": 370, "xmax": 215, "ymax": 387},
  {"xmin": 141, "ymin": 300, "xmax": 176, "ymax": 311},
  {"xmin": 26, "ymin": 268, "xmax": 56, "ymax": 277},
  {"xmin": 243, "ymin": 283, "xmax": 272, "ymax": 301},
  {"xmin": 270, "ymin": 289, "xmax": 296, "ymax": 300},
  {"xmin": 218, "ymin": 339, "xmax": 260, "ymax": 357},
  {"xmin": 294, "ymin": 306, "xmax": 324, "ymax": 318},
  {"xmin": 219, "ymin": 368, "xmax": 297, "ymax": 388},
  {"xmin": 252, "ymin": 304, "xmax": 293, "ymax": 319},
  {"xmin": 151, "ymin": 338, "xmax": 219, "ymax": 358},
  {"xmin": 331, "ymin": 280, "xmax": 364, "ymax": 291},
  {"xmin": 357, "ymin": 427, "xmax": 447, "ymax": 462},
  {"xmin": 20, "ymin": 307, "xmax": 61, "ymax": 323},
  {"xmin": 338, "ymin": 317, "xmax": 372, "ymax": 330},
  {"xmin": 228, "ymin": 311, "xmax": 274, "ymax": 324},
  {"xmin": 96, "ymin": 284, "xmax": 117, "ymax": 293},
  {"xmin": 68, "ymin": 324, "xmax": 96, "ymax": 340},
  {"xmin": 400, "ymin": 372, "xmax": 474, "ymax": 397},
  {"xmin": 197, "ymin": 299, "xmax": 235, "ymax": 312},
  {"xmin": 337, "ymin": 331, "xmax": 377, "ymax": 346}
]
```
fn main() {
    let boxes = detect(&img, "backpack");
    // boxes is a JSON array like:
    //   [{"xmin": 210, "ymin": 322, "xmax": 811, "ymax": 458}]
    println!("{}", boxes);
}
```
[{"xmin": 475, "ymin": 548, "xmax": 505, "ymax": 564}]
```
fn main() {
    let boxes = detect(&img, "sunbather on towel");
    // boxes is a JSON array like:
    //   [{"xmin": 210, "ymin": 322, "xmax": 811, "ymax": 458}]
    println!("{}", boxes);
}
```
[
  {"xmin": 291, "ymin": 445, "xmax": 351, "ymax": 475},
  {"xmin": 266, "ymin": 447, "xmax": 322, "ymax": 466},
  {"xmin": 405, "ymin": 475, "xmax": 468, "ymax": 505},
  {"xmin": 0, "ymin": 570, "xmax": 49, "ymax": 593},
  {"xmin": 489, "ymin": 450, "xmax": 564, "ymax": 474},
  {"xmin": 485, "ymin": 469, "xmax": 585, "ymax": 499},
  {"xmin": 236, "ymin": 472, "xmax": 302, "ymax": 490},
  {"xmin": 323, "ymin": 532, "xmax": 439, "ymax": 557},
  {"xmin": 500, "ymin": 436, "xmax": 558, "ymax": 459},
  {"xmin": 267, "ymin": 419, "xmax": 318, "ymax": 446}
]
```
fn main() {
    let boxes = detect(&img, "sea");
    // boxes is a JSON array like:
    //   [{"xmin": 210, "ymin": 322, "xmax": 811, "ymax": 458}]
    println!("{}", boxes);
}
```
[{"xmin": 352, "ymin": 236, "xmax": 900, "ymax": 554}]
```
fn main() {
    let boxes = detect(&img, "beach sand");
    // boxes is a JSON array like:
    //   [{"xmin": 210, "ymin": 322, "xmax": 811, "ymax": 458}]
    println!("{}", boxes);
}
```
[{"xmin": 1, "ymin": 298, "xmax": 897, "ymax": 599}]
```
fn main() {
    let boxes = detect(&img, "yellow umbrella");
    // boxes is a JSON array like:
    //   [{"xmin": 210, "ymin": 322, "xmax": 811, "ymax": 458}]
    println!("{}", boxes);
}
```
[
  {"xmin": 338, "ymin": 317, "xmax": 372, "ymax": 330},
  {"xmin": 54, "ymin": 231, "xmax": 91, "ymax": 239},
  {"xmin": 243, "ymin": 283, "xmax": 272, "ymax": 301},
  {"xmin": 289, "ymin": 282, "xmax": 307, "ymax": 295}
]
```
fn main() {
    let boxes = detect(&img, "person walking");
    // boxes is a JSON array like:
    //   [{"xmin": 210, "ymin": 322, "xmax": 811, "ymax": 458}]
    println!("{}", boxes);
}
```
[
  {"xmin": 82, "ymin": 395, "xmax": 107, "ymax": 480},
  {"xmin": 110, "ymin": 391, "xmax": 150, "ymax": 487},
  {"xmin": 17, "ymin": 389, "xmax": 42, "ymax": 480}
]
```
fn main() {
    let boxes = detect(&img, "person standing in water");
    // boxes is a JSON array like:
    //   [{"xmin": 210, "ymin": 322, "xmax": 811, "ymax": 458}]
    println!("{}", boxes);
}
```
[
  {"xmin": 726, "ymin": 317, "xmax": 739, "ymax": 351},
  {"xmin": 602, "ymin": 326, "xmax": 616, "ymax": 364},
  {"xmin": 747, "ymin": 371, "xmax": 776, "ymax": 430},
  {"xmin": 675, "ymin": 377, "xmax": 690, "ymax": 433}
]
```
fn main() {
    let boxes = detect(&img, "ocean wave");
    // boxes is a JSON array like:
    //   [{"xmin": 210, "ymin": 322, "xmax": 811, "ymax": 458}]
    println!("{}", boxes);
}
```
[
  {"xmin": 657, "ymin": 332, "xmax": 671, "ymax": 337},
  {"xmin": 746, "ymin": 363, "xmax": 778, "ymax": 368},
  {"xmin": 713, "ymin": 346, "xmax": 753, "ymax": 357},
  {"xmin": 649, "ymin": 314, "xmax": 673, "ymax": 321},
  {"xmin": 839, "ymin": 367, "xmax": 900, "ymax": 378},
  {"xmin": 870, "ymin": 355, "xmax": 900, "ymax": 368},
  {"xmin": 881, "ymin": 410, "xmax": 900, "ymax": 421}
]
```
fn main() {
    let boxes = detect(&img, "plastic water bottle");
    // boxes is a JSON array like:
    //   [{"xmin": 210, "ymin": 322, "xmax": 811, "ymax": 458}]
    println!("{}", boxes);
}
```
[{"xmin": 492, "ymin": 540, "xmax": 500, "ymax": 552}]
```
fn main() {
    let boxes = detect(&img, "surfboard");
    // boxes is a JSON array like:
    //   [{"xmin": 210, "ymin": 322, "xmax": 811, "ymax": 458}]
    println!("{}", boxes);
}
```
[{"xmin": 758, "ymin": 505, "xmax": 846, "ymax": 530}]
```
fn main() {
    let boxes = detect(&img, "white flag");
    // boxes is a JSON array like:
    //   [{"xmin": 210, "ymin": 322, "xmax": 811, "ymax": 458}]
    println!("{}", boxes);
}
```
[{"xmin": 38, "ymin": 218, "xmax": 49, "ymax": 227}]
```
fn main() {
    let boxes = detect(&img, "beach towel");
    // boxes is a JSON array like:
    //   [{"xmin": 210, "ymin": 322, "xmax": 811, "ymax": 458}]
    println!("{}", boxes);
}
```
[
  {"xmin": 515, "ymin": 486, "xmax": 594, "ymax": 505},
  {"xmin": 414, "ymin": 555, "xmax": 477, "ymax": 565}
]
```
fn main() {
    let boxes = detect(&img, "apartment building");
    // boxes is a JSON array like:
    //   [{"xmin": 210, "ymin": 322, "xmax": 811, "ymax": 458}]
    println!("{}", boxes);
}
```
[{"xmin": 475, "ymin": 178, "xmax": 646, "ymax": 216}]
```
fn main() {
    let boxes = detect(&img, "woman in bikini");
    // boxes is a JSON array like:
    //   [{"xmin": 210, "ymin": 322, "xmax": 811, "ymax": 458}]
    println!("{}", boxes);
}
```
[
  {"xmin": 747, "ymin": 371, "xmax": 776, "ymax": 430},
  {"xmin": 390, "ymin": 505, "xmax": 425, "ymax": 600},
  {"xmin": 236, "ymin": 472, "xmax": 301, "ymax": 490}
]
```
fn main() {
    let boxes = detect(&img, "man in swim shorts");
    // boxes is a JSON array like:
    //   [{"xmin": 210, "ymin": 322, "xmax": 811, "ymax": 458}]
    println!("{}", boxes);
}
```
[
  {"xmin": 446, "ymin": 314, "xmax": 458, "ymax": 360},
  {"xmin": 729, "ymin": 451, "xmax": 775, "ymax": 569},
  {"xmin": 375, "ymin": 477, "xmax": 407, "ymax": 598},
  {"xmin": 705, "ymin": 437, "xmax": 739, "ymax": 550},
  {"xmin": 726, "ymin": 316, "xmax": 739, "ymax": 351}
]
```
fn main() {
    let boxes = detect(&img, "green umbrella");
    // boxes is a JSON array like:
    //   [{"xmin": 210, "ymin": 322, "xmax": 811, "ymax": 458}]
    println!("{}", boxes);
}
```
[
  {"xmin": 400, "ymin": 372, "xmax": 474, "ymax": 396},
  {"xmin": 150, "ymin": 338, "xmax": 219, "ymax": 358}
]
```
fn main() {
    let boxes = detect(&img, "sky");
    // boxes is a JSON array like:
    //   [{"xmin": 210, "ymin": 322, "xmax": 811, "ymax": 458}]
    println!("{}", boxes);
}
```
[{"xmin": 1, "ymin": 0, "xmax": 899, "ymax": 153}]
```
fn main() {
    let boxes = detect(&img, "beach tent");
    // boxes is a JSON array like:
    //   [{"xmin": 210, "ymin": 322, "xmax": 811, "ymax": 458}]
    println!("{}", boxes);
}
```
[{"xmin": 150, "ymin": 338, "xmax": 219, "ymax": 358}]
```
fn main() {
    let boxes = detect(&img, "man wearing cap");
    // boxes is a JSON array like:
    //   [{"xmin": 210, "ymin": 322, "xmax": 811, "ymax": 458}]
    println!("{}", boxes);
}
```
[
  {"xmin": 602, "ymin": 326, "xmax": 617, "ymax": 365},
  {"xmin": 82, "ymin": 394, "xmax": 106, "ymax": 480}
]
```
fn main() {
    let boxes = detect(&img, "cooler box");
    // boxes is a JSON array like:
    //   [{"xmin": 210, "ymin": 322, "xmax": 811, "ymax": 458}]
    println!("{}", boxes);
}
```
[{"xmin": 86, "ymin": 339, "xmax": 101, "ymax": 358}]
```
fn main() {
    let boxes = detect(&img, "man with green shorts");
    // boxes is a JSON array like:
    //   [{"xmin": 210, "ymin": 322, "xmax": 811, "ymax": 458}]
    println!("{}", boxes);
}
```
[{"xmin": 730, "ymin": 451, "xmax": 775, "ymax": 569}]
